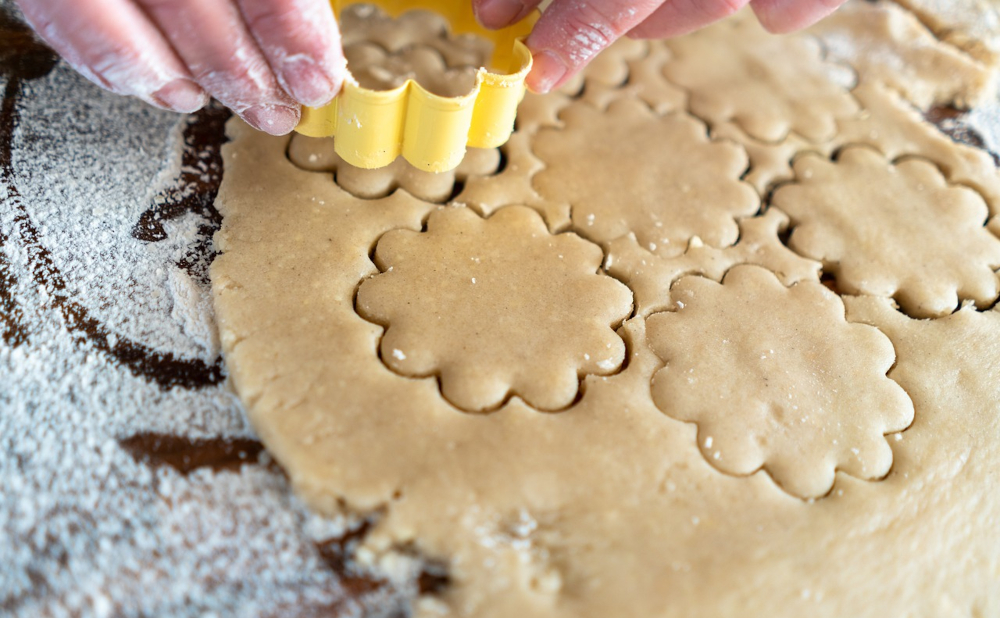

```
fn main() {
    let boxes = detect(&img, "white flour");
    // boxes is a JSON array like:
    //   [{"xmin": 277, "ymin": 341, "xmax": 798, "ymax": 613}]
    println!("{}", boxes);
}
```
[{"xmin": 0, "ymin": 57, "xmax": 401, "ymax": 618}]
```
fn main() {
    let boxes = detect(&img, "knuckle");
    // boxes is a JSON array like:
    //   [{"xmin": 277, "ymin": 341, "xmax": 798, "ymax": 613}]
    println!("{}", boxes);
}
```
[
  {"xmin": 193, "ymin": 57, "xmax": 283, "ymax": 107},
  {"xmin": 241, "ymin": 1, "xmax": 337, "ymax": 62},
  {"xmin": 89, "ymin": 46, "xmax": 147, "ymax": 92},
  {"xmin": 556, "ymin": 6, "xmax": 621, "ymax": 67},
  {"xmin": 244, "ymin": 4, "xmax": 297, "ymax": 34}
]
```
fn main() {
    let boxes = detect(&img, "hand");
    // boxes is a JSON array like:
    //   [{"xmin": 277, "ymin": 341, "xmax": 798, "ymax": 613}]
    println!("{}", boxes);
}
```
[
  {"xmin": 14, "ymin": 0, "xmax": 348, "ymax": 135},
  {"xmin": 473, "ymin": 0, "xmax": 848, "ymax": 93}
]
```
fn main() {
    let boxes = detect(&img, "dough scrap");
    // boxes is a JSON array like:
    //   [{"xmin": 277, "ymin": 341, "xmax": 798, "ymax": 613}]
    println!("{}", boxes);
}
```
[
  {"xmin": 809, "ymin": 0, "xmax": 995, "ymax": 109},
  {"xmin": 288, "ymin": 134, "xmax": 500, "ymax": 202},
  {"xmin": 356, "ymin": 205, "xmax": 632, "ymax": 412},
  {"xmin": 836, "ymin": 82, "xmax": 1000, "ymax": 217},
  {"xmin": 772, "ymin": 146, "xmax": 1000, "ymax": 318},
  {"xmin": 890, "ymin": 0, "xmax": 1000, "ymax": 67},
  {"xmin": 456, "ymin": 132, "xmax": 556, "ymax": 224},
  {"xmin": 532, "ymin": 98, "xmax": 759, "ymax": 257},
  {"xmin": 515, "ymin": 39, "xmax": 685, "ymax": 136},
  {"xmin": 605, "ymin": 209, "xmax": 821, "ymax": 317},
  {"xmin": 575, "ymin": 44, "xmax": 686, "ymax": 116},
  {"xmin": 646, "ymin": 265, "xmax": 913, "ymax": 499},
  {"xmin": 662, "ymin": 9, "xmax": 859, "ymax": 143},
  {"xmin": 711, "ymin": 122, "xmax": 828, "ymax": 196}
]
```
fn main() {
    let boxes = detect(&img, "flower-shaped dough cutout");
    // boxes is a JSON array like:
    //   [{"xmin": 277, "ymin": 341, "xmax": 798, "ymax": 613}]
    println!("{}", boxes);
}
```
[
  {"xmin": 532, "ymin": 98, "xmax": 759, "ymax": 258},
  {"xmin": 344, "ymin": 42, "xmax": 478, "ymax": 97},
  {"xmin": 339, "ymin": 3, "xmax": 494, "ymax": 69},
  {"xmin": 663, "ymin": 10, "xmax": 858, "ymax": 143},
  {"xmin": 647, "ymin": 265, "xmax": 914, "ymax": 499},
  {"xmin": 773, "ymin": 146, "xmax": 1000, "ymax": 318},
  {"xmin": 288, "ymin": 134, "xmax": 500, "ymax": 202},
  {"xmin": 356, "ymin": 206, "xmax": 633, "ymax": 412}
]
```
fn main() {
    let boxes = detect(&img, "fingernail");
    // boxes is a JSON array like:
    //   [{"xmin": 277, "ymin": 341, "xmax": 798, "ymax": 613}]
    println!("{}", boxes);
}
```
[
  {"xmin": 527, "ymin": 51, "xmax": 568, "ymax": 94},
  {"xmin": 150, "ymin": 79, "xmax": 208, "ymax": 113},
  {"xmin": 475, "ymin": 0, "xmax": 525, "ymax": 28},
  {"xmin": 282, "ymin": 58, "xmax": 341, "ymax": 108},
  {"xmin": 242, "ymin": 104, "xmax": 301, "ymax": 135}
]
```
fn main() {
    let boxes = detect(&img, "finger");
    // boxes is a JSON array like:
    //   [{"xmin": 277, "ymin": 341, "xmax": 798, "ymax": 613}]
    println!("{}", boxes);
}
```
[
  {"xmin": 14, "ymin": 0, "xmax": 208, "ymax": 112},
  {"xmin": 473, "ymin": 0, "xmax": 542, "ymax": 30},
  {"xmin": 236, "ymin": 0, "xmax": 346, "ymax": 108},
  {"xmin": 750, "ymin": 0, "xmax": 847, "ymax": 33},
  {"xmin": 523, "ymin": 0, "xmax": 663, "ymax": 93},
  {"xmin": 628, "ymin": 0, "xmax": 751, "ymax": 39},
  {"xmin": 135, "ymin": 0, "xmax": 300, "ymax": 135}
]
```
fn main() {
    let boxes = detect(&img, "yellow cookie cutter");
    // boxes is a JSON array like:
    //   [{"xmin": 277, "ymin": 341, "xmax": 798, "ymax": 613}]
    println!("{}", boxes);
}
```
[{"xmin": 295, "ymin": 0, "xmax": 537, "ymax": 173}]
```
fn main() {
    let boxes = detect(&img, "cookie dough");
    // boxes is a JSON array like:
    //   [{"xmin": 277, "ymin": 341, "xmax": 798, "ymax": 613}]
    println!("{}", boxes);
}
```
[
  {"xmin": 211, "ymin": 117, "xmax": 1000, "ymax": 617},
  {"xmin": 809, "ymin": 0, "xmax": 995, "ymax": 108},
  {"xmin": 647, "ymin": 265, "xmax": 913, "ymax": 499},
  {"xmin": 356, "ymin": 205, "xmax": 632, "ymax": 412},
  {"xmin": 773, "ymin": 146, "xmax": 1000, "ymax": 317},
  {"xmin": 605, "ymin": 209, "xmax": 821, "ymax": 317},
  {"xmin": 836, "ymin": 83, "xmax": 1000, "ymax": 217},
  {"xmin": 890, "ymin": 0, "xmax": 1000, "ymax": 67},
  {"xmin": 210, "ymin": 6, "xmax": 1000, "ymax": 617},
  {"xmin": 532, "ymin": 98, "xmax": 759, "ymax": 257},
  {"xmin": 288, "ymin": 134, "xmax": 500, "ymax": 202},
  {"xmin": 662, "ymin": 10, "xmax": 859, "ymax": 143}
]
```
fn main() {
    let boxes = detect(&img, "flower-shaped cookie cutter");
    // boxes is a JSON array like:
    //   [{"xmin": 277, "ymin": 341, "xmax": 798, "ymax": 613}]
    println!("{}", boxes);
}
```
[{"xmin": 295, "ymin": 0, "xmax": 538, "ymax": 172}]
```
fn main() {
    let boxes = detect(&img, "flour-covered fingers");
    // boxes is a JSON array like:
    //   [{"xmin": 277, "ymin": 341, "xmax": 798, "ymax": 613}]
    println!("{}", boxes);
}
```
[
  {"xmin": 236, "ymin": 0, "xmax": 345, "ymax": 108},
  {"xmin": 523, "ymin": 0, "xmax": 662, "ymax": 93},
  {"xmin": 14, "ymin": 0, "xmax": 208, "ymax": 112},
  {"xmin": 750, "ymin": 0, "xmax": 847, "ymax": 33},
  {"xmin": 135, "ymin": 0, "xmax": 300, "ymax": 135},
  {"xmin": 472, "ymin": 0, "xmax": 542, "ymax": 29},
  {"xmin": 628, "ymin": 0, "xmax": 750, "ymax": 39}
]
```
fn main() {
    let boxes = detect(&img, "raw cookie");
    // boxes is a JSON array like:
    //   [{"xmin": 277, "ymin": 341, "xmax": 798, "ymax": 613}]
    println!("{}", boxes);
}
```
[
  {"xmin": 646, "ymin": 265, "xmax": 913, "ymax": 499},
  {"xmin": 532, "ymin": 98, "xmax": 759, "ymax": 257},
  {"xmin": 809, "ymin": 0, "xmax": 995, "ymax": 109},
  {"xmin": 212, "ymin": 119, "xmax": 1000, "ymax": 618},
  {"xmin": 356, "ymin": 205, "xmax": 632, "ymax": 412},
  {"xmin": 772, "ymin": 146, "xmax": 1000, "ymax": 318},
  {"xmin": 662, "ymin": 9, "xmax": 859, "ymax": 143}
]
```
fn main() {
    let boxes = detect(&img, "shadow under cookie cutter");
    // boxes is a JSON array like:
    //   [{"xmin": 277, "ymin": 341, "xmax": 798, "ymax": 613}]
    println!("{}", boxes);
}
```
[{"xmin": 295, "ymin": 0, "xmax": 538, "ymax": 173}]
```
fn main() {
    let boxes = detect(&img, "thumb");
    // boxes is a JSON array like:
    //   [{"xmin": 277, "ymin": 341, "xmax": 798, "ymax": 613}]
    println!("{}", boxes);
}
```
[{"xmin": 523, "ymin": 0, "xmax": 661, "ymax": 93}]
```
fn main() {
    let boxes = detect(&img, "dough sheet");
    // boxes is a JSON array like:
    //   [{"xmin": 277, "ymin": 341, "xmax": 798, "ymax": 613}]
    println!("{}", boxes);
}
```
[{"xmin": 211, "ymin": 4, "xmax": 1000, "ymax": 616}]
